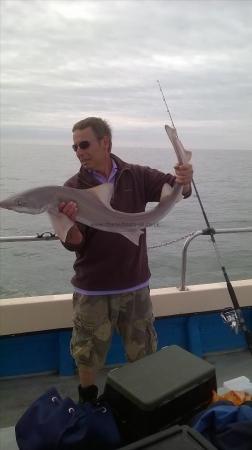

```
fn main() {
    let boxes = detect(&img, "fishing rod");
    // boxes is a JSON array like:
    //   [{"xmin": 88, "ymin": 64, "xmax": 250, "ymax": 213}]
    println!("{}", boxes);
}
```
[{"xmin": 157, "ymin": 80, "xmax": 252, "ymax": 354}]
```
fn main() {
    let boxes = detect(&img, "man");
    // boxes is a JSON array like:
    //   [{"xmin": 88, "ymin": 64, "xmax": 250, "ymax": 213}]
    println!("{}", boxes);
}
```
[{"xmin": 59, "ymin": 117, "xmax": 193, "ymax": 403}]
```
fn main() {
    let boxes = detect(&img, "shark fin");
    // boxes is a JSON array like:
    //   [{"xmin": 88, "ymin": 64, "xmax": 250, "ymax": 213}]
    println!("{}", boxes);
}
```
[
  {"xmin": 183, "ymin": 148, "xmax": 192, "ymax": 163},
  {"xmin": 48, "ymin": 212, "xmax": 74, "ymax": 242},
  {"xmin": 160, "ymin": 183, "xmax": 173, "ymax": 200},
  {"xmin": 88, "ymin": 183, "xmax": 114, "ymax": 209},
  {"xmin": 119, "ymin": 229, "xmax": 144, "ymax": 246},
  {"xmin": 160, "ymin": 183, "xmax": 183, "ymax": 203}
]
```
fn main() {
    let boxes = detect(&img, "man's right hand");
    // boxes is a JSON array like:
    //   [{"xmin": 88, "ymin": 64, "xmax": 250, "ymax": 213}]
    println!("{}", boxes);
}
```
[
  {"xmin": 58, "ymin": 201, "xmax": 78, "ymax": 221},
  {"xmin": 58, "ymin": 201, "xmax": 85, "ymax": 245}
]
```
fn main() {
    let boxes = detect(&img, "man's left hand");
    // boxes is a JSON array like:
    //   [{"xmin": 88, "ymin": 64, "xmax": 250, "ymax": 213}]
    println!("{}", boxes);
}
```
[{"xmin": 174, "ymin": 163, "xmax": 193, "ymax": 185}]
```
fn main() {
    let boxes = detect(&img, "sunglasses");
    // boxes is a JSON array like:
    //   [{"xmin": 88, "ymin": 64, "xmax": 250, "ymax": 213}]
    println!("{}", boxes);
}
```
[{"xmin": 72, "ymin": 141, "xmax": 92, "ymax": 152}]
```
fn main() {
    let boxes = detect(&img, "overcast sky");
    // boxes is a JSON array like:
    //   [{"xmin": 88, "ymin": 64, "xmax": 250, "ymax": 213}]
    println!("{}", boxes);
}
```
[{"xmin": 1, "ymin": 0, "xmax": 252, "ymax": 150}]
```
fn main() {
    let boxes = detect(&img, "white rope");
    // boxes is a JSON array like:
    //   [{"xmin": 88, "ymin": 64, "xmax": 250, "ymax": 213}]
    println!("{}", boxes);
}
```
[{"xmin": 148, "ymin": 231, "xmax": 195, "ymax": 249}]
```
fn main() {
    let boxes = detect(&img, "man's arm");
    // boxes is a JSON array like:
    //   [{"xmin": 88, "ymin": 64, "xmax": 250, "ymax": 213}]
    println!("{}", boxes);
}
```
[
  {"xmin": 143, "ymin": 162, "xmax": 193, "ymax": 203},
  {"xmin": 65, "ymin": 224, "xmax": 84, "ymax": 246}
]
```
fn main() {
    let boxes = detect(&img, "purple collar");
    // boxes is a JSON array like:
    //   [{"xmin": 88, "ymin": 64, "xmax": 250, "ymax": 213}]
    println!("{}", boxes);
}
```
[{"xmin": 88, "ymin": 158, "xmax": 118, "ymax": 184}]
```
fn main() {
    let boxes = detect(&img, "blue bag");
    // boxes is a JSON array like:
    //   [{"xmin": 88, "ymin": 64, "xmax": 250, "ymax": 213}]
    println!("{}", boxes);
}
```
[
  {"xmin": 15, "ymin": 387, "xmax": 121, "ymax": 450},
  {"xmin": 192, "ymin": 400, "xmax": 252, "ymax": 450}
]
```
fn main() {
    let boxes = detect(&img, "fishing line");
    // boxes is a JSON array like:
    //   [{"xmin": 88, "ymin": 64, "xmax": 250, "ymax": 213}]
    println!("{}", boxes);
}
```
[
  {"xmin": 157, "ymin": 80, "xmax": 252, "ymax": 354},
  {"xmin": 157, "ymin": 79, "xmax": 176, "ymax": 129}
]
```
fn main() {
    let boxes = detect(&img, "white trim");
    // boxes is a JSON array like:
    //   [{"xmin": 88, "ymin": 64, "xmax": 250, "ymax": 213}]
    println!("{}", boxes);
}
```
[{"xmin": 0, "ymin": 279, "xmax": 252, "ymax": 336}]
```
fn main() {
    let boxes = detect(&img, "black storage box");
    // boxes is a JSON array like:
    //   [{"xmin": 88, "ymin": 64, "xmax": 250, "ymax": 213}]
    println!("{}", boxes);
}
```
[
  {"xmin": 104, "ymin": 345, "xmax": 216, "ymax": 441},
  {"xmin": 118, "ymin": 425, "xmax": 217, "ymax": 449}
]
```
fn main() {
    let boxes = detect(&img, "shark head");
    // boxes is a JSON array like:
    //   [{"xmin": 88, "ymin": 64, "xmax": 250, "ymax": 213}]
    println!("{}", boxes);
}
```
[{"xmin": 0, "ymin": 188, "xmax": 51, "ymax": 214}]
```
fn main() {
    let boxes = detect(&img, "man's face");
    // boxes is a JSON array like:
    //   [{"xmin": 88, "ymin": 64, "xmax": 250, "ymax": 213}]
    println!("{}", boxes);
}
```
[{"xmin": 72, "ymin": 126, "xmax": 110, "ymax": 171}]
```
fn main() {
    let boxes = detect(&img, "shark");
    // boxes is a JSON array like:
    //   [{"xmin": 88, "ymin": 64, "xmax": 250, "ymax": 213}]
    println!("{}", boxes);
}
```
[{"xmin": 0, "ymin": 126, "xmax": 192, "ymax": 245}]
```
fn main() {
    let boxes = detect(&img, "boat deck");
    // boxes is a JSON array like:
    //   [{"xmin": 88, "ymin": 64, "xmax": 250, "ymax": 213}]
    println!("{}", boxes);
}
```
[{"xmin": 0, "ymin": 349, "xmax": 252, "ymax": 449}]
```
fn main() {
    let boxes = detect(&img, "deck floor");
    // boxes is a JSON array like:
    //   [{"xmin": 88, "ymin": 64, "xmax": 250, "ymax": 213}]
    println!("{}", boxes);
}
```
[{"xmin": 1, "ymin": 349, "xmax": 252, "ymax": 449}]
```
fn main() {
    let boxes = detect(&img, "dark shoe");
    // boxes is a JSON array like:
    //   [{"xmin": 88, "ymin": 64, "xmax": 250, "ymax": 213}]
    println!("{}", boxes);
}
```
[{"xmin": 78, "ymin": 384, "xmax": 98, "ymax": 404}]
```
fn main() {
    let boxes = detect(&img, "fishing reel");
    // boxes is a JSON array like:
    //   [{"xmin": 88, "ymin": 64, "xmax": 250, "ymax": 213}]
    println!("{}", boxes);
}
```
[{"xmin": 221, "ymin": 308, "xmax": 240, "ymax": 334}]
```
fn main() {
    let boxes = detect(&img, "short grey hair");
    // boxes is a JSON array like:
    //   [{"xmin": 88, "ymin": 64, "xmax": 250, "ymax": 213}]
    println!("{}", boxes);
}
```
[{"xmin": 72, "ymin": 117, "xmax": 112, "ymax": 151}]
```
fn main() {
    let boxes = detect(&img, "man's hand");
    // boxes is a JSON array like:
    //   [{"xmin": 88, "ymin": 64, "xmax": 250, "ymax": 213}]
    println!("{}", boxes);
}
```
[
  {"xmin": 58, "ymin": 201, "xmax": 78, "ymax": 221},
  {"xmin": 58, "ymin": 201, "xmax": 85, "ymax": 245},
  {"xmin": 174, "ymin": 163, "xmax": 193, "ymax": 197},
  {"xmin": 174, "ymin": 163, "xmax": 193, "ymax": 185}
]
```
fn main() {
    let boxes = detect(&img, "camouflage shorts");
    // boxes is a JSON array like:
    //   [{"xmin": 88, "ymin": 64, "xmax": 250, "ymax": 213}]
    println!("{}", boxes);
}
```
[{"xmin": 70, "ymin": 287, "xmax": 157, "ymax": 370}]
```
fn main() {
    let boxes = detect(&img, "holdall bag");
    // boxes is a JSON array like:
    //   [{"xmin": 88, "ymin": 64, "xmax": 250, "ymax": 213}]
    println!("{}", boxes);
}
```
[
  {"xmin": 191, "ymin": 400, "xmax": 252, "ymax": 450},
  {"xmin": 15, "ymin": 387, "xmax": 121, "ymax": 450}
]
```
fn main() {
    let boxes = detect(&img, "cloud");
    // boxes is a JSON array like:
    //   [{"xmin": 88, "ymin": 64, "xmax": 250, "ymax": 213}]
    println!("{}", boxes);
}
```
[{"xmin": 1, "ymin": 0, "xmax": 252, "ymax": 149}]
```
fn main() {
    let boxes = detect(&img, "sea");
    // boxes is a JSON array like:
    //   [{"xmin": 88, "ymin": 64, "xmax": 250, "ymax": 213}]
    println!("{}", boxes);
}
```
[{"xmin": 0, "ymin": 143, "xmax": 252, "ymax": 299}]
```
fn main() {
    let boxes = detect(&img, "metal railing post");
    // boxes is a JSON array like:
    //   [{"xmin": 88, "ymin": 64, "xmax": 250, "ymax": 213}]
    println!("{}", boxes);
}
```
[{"xmin": 180, "ymin": 227, "xmax": 252, "ymax": 291}]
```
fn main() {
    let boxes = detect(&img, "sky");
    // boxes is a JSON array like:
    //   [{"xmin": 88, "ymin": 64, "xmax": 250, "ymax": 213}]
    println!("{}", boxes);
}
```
[{"xmin": 1, "ymin": 0, "xmax": 252, "ymax": 150}]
